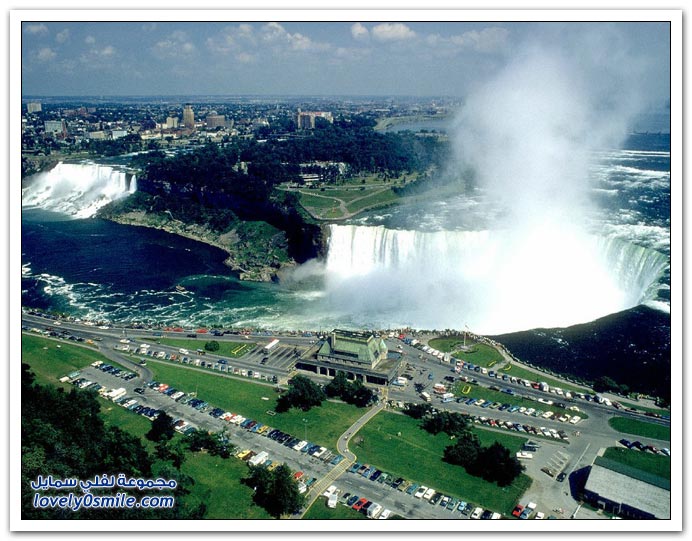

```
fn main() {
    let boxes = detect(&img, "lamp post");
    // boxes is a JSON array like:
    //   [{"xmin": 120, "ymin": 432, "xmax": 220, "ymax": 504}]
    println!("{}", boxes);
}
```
[{"xmin": 302, "ymin": 418, "xmax": 308, "ymax": 441}]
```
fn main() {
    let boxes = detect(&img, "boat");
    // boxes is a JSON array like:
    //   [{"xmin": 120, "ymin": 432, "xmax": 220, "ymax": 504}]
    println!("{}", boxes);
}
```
[{"xmin": 175, "ymin": 285, "xmax": 187, "ymax": 293}]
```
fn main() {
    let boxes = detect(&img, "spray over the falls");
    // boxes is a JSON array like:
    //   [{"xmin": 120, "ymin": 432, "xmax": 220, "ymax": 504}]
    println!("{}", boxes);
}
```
[
  {"xmin": 22, "ymin": 163, "xmax": 137, "ymax": 219},
  {"xmin": 313, "ymin": 38, "xmax": 661, "ymax": 333},
  {"xmin": 322, "ymin": 224, "xmax": 667, "ymax": 334}
]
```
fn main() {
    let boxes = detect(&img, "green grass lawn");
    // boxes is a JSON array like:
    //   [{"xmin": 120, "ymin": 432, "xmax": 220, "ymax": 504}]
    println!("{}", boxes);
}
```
[
  {"xmin": 452, "ymin": 343, "xmax": 503, "ymax": 368},
  {"xmin": 149, "ymin": 337, "xmax": 256, "ymax": 358},
  {"xmin": 21, "ymin": 334, "xmax": 128, "ymax": 387},
  {"xmin": 427, "ymin": 336, "xmax": 465, "ymax": 352},
  {"xmin": 602, "ymin": 447, "xmax": 670, "ymax": 479},
  {"xmin": 350, "ymin": 411, "xmax": 531, "ymax": 516},
  {"xmin": 298, "ymin": 192, "xmax": 343, "ymax": 210},
  {"xmin": 303, "ymin": 497, "xmax": 368, "ymax": 520},
  {"xmin": 179, "ymin": 452, "xmax": 273, "ymax": 519},
  {"xmin": 499, "ymin": 363, "xmax": 587, "ymax": 394},
  {"xmin": 608, "ymin": 417, "xmax": 671, "ymax": 441},
  {"xmin": 148, "ymin": 362, "xmax": 365, "ymax": 448},
  {"xmin": 345, "ymin": 188, "xmax": 397, "ymax": 214}
]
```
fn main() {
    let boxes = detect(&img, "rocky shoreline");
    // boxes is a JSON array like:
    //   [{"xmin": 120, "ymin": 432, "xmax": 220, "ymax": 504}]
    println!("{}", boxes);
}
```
[{"xmin": 102, "ymin": 210, "xmax": 296, "ymax": 282}]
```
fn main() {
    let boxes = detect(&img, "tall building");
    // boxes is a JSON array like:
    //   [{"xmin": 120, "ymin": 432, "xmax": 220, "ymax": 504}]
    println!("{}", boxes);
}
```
[
  {"xmin": 296, "ymin": 109, "xmax": 334, "ymax": 129},
  {"xmin": 44, "ymin": 120, "xmax": 66, "ymax": 137},
  {"xmin": 183, "ymin": 104, "xmax": 195, "ymax": 130},
  {"xmin": 206, "ymin": 114, "xmax": 226, "ymax": 129},
  {"xmin": 26, "ymin": 102, "xmax": 42, "ymax": 114},
  {"xmin": 166, "ymin": 116, "xmax": 179, "ymax": 129}
]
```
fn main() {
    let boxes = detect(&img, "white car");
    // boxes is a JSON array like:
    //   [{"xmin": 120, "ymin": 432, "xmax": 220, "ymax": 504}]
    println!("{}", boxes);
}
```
[
  {"xmin": 379, "ymin": 509, "xmax": 392, "ymax": 520},
  {"xmin": 535, "ymin": 512, "xmax": 545, "ymax": 519},
  {"xmin": 470, "ymin": 507, "xmax": 483, "ymax": 519}
]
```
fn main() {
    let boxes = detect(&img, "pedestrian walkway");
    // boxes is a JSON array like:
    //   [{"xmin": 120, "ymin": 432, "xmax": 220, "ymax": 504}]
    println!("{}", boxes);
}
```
[{"xmin": 296, "ymin": 400, "xmax": 384, "ymax": 518}]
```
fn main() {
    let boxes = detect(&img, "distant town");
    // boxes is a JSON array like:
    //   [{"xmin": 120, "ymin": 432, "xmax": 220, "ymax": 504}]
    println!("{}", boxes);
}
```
[{"xmin": 21, "ymin": 95, "xmax": 456, "ymax": 175}]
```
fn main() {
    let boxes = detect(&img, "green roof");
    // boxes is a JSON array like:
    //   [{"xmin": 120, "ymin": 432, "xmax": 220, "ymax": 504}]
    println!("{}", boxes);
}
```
[{"xmin": 319, "ymin": 330, "xmax": 388, "ymax": 365}]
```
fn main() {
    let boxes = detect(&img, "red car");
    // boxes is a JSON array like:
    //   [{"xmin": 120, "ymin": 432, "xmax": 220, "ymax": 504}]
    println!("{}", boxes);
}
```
[
  {"xmin": 512, "ymin": 505, "xmax": 524, "ymax": 518},
  {"xmin": 352, "ymin": 498, "xmax": 368, "ymax": 512}
]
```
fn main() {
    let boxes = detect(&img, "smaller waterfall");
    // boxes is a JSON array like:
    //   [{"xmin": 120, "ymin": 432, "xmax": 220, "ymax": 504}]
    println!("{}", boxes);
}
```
[{"xmin": 22, "ymin": 163, "xmax": 137, "ymax": 218}]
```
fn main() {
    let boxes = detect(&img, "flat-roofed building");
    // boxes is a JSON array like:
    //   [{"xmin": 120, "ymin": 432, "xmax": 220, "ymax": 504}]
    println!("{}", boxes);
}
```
[
  {"xmin": 296, "ymin": 109, "xmax": 333, "ymax": 129},
  {"xmin": 582, "ymin": 456, "xmax": 670, "ymax": 519},
  {"xmin": 206, "ymin": 114, "xmax": 226, "ymax": 129},
  {"xmin": 44, "ymin": 120, "xmax": 66, "ymax": 137}
]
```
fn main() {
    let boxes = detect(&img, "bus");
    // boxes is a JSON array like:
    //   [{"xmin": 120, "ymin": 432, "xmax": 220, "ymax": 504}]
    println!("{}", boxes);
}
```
[{"xmin": 263, "ymin": 339, "xmax": 280, "ymax": 352}]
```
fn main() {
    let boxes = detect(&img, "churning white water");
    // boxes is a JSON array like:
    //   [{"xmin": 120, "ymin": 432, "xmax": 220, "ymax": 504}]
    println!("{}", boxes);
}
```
[
  {"xmin": 22, "ymin": 163, "xmax": 137, "ymax": 218},
  {"xmin": 324, "ymin": 224, "xmax": 668, "ymax": 334}
]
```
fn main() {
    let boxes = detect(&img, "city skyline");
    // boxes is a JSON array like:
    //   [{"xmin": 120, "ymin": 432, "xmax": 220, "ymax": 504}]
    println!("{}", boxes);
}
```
[{"xmin": 20, "ymin": 20, "xmax": 670, "ymax": 106}]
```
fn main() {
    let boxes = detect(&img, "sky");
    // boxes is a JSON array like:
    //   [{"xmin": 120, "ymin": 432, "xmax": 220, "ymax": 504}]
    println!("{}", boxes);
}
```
[{"xmin": 19, "ymin": 19, "xmax": 670, "ymax": 105}]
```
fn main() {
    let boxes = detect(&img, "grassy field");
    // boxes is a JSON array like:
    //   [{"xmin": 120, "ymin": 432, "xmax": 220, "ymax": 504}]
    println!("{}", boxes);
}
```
[
  {"xmin": 602, "ymin": 447, "xmax": 670, "ymax": 479},
  {"xmin": 180, "ymin": 452, "xmax": 273, "ymax": 519},
  {"xmin": 608, "ymin": 417, "xmax": 671, "ymax": 441},
  {"xmin": 303, "ymin": 497, "xmax": 368, "ymax": 520},
  {"xmin": 148, "ymin": 362, "xmax": 364, "ymax": 448},
  {"xmin": 149, "ymin": 337, "xmax": 256, "ymax": 358},
  {"xmin": 297, "ymin": 186, "xmax": 399, "ymax": 220},
  {"xmin": 350, "ymin": 411, "xmax": 531, "ymax": 515},
  {"xmin": 21, "ymin": 334, "xmax": 128, "ymax": 387},
  {"xmin": 345, "ymin": 188, "xmax": 397, "ymax": 214},
  {"xmin": 499, "ymin": 363, "xmax": 587, "ymax": 394},
  {"xmin": 428, "ymin": 336, "xmax": 465, "ymax": 353},
  {"xmin": 452, "ymin": 343, "xmax": 503, "ymax": 368}
]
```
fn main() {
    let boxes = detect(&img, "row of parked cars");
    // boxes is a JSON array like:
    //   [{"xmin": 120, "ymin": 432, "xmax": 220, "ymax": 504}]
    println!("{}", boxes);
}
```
[
  {"xmin": 141, "ymin": 379, "xmax": 345, "ymax": 470},
  {"xmin": 346, "ymin": 462, "xmax": 499, "ymax": 519},
  {"xmin": 93, "ymin": 361, "xmax": 138, "ymax": 381},
  {"xmin": 137, "ymin": 346, "xmax": 279, "ymax": 384},
  {"xmin": 456, "ymin": 395, "xmax": 581, "ymax": 425},
  {"xmin": 619, "ymin": 438, "xmax": 670, "ymax": 456}
]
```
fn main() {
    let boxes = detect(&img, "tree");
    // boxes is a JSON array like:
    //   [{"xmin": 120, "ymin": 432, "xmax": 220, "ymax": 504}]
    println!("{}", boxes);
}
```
[
  {"xmin": 204, "ymin": 340, "xmax": 220, "ymax": 352},
  {"xmin": 472, "ymin": 442, "xmax": 524, "ymax": 487},
  {"xmin": 325, "ymin": 371, "xmax": 376, "ymax": 408},
  {"xmin": 276, "ymin": 375, "xmax": 326, "ymax": 413},
  {"xmin": 403, "ymin": 402, "xmax": 432, "ymax": 419},
  {"xmin": 146, "ymin": 411, "xmax": 175, "ymax": 442},
  {"xmin": 593, "ymin": 375, "xmax": 619, "ymax": 393},
  {"xmin": 443, "ymin": 432, "xmax": 481, "ymax": 468},
  {"xmin": 245, "ymin": 464, "xmax": 305, "ymax": 518},
  {"xmin": 324, "ymin": 371, "xmax": 349, "ymax": 398}
]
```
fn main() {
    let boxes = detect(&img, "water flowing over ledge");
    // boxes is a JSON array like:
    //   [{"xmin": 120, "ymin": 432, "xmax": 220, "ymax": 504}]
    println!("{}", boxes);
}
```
[
  {"xmin": 22, "ymin": 163, "xmax": 137, "ymax": 219},
  {"xmin": 322, "ymin": 224, "xmax": 668, "ymax": 334}
]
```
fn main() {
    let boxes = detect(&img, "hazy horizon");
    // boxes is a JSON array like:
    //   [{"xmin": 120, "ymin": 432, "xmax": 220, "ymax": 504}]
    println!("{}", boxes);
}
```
[{"xmin": 20, "ymin": 21, "xmax": 670, "ymax": 107}]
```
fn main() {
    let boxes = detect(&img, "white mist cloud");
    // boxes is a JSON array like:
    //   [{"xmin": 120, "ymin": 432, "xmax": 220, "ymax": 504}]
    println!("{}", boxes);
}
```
[
  {"xmin": 351, "ymin": 22, "xmax": 369, "ymax": 41},
  {"xmin": 452, "ymin": 36, "xmax": 644, "ymax": 229},
  {"xmin": 24, "ymin": 23, "xmax": 48, "ymax": 35},
  {"xmin": 37, "ymin": 47, "xmax": 56, "ymax": 61},
  {"xmin": 371, "ymin": 23, "xmax": 416, "ymax": 42},
  {"xmin": 450, "ymin": 27, "xmax": 509, "ymax": 53},
  {"xmin": 153, "ymin": 31, "xmax": 196, "ymax": 59},
  {"xmin": 260, "ymin": 22, "xmax": 330, "ymax": 52},
  {"xmin": 56, "ymin": 29, "xmax": 70, "ymax": 44}
]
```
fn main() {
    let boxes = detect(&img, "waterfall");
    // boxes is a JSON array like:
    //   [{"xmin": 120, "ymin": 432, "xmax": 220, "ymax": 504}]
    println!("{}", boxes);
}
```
[
  {"xmin": 22, "ymin": 162, "xmax": 137, "ymax": 219},
  {"xmin": 324, "ymin": 224, "xmax": 668, "ymax": 334}
]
